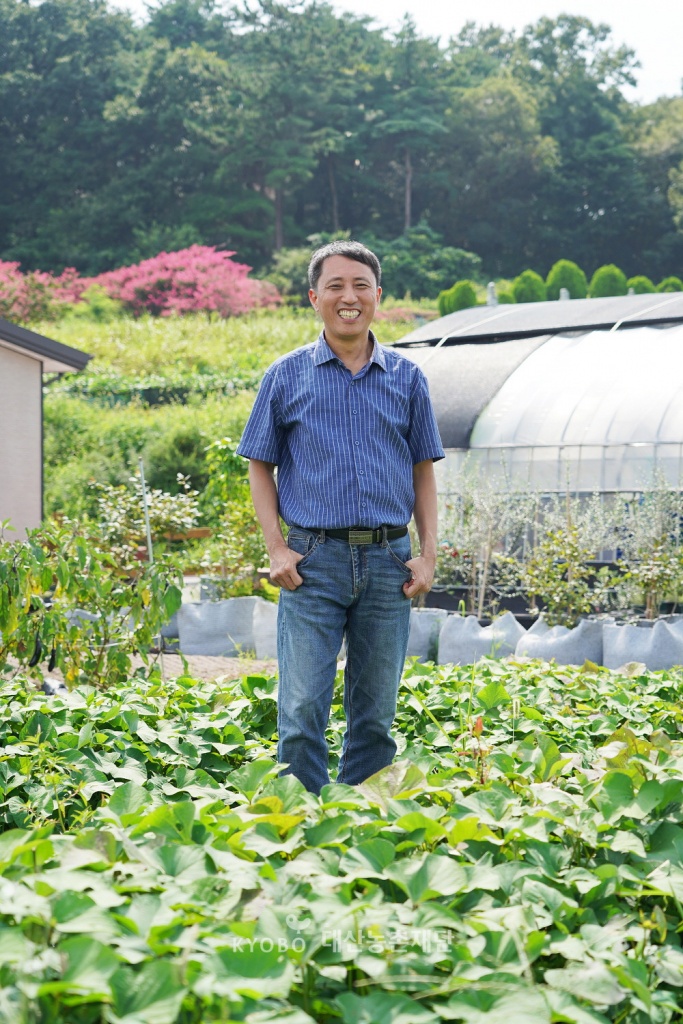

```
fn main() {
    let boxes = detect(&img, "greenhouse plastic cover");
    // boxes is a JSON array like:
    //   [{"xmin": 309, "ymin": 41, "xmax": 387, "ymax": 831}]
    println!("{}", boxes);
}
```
[{"xmin": 398, "ymin": 306, "xmax": 683, "ymax": 492}]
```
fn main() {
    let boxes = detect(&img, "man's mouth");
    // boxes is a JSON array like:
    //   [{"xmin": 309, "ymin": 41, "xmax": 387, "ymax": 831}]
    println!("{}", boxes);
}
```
[{"xmin": 338, "ymin": 308, "xmax": 361, "ymax": 320}]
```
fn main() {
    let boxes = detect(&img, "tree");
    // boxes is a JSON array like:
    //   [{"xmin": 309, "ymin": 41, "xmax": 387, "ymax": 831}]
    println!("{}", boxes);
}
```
[
  {"xmin": 227, "ymin": 0, "xmax": 379, "ymax": 251},
  {"xmin": 437, "ymin": 280, "xmax": 477, "ymax": 315},
  {"xmin": 510, "ymin": 17, "xmax": 655, "ymax": 275},
  {"xmin": 627, "ymin": 275, "xmax": 655, "ymax": 294},
  {"xmin": 546, "ymin": 259, "xmax": 588, "ymax": 299},
  {"xmin": 365, "ymin": 17, "xmax": 448, "ymax": 234},
  {"xmin": 512, "ymin": 269, "xmax": 547, "ymax": 302},
  {"xmin": 99, "ymin": 41, "xmax": 252, "ymax": 269},
  {"xmin": 657, "ymin": 276, "xmax": 683, "ymax": 292},
  {"xmin": 589, "ymin": 264, "xmax": 627, "ymax": 297},
  {"xmin": 364, "ymin": 224, "xmax": 481, "ymax": 299},
  {"xmin": 0, "ymin": 0, "xmax": 137, "ymax": 271},
  {"xmin": 431, "ymin": 76, "xmax": 559, "ymax": 276}
]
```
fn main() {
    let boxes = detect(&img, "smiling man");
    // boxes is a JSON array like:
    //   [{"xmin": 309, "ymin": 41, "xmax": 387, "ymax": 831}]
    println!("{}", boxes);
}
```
[{"xmin": 236, "ymin": 240, "xmax": 444, "ymax": 795}]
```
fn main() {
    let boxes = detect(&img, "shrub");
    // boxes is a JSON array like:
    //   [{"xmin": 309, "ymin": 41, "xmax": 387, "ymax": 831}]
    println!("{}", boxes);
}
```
[
  {"xmin": 0, "ymin": 521, "xmax": 181, "ymax": 688},
  {"xmin": 545, "ymin": 259, "xmax": 588, "ymax": 300},
  {"xmin": 497, "ymin": 290, "xmax": 515, "ymax": 304},
  {"xmin": 588, "ymin": 263, "xmax": 628, "ymax": 297},
  {"xmin": 437, "ymin": 280, "xmax": 478, "ymax": 316},
  {"xmin": 627, "ymin": 275, "xmax": 656, "ymax": 294},
  {"xmin": 364, "ymin": 224, "xmax": 482, "ymax": 299},
  {"xmin": 90, "ymin": 246, "xmax": 281, "ymax": 317},
  {"xmin": 657, "ymin": 276, "xmax": 683, "ymax": 292},
  {"xmin": 68, "ymin": 284, "xmax": 123, "ymax": 321},
  {"xmin": 265, "ymin": 245, "xmax": 312, "ymax": 304},
  {"xmin": 511, "ymin": 269, "xmax": 547, "ymax": 303},
  {"xmin": 0, "ymin": 260, "xmax": 80, "ymax": 322}
]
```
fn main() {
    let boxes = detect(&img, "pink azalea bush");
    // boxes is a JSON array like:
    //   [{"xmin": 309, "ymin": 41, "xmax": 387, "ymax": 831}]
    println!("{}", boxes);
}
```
[
  {"xmin": 0, "ymin": 246, "xmax": 280, "ymax": 321},
  {"xmin": 89, "ymin": 246, "xmax": 280, "ymax": 317},
  {"xmin": 0, "ymin": 261, "xmax": 81, "ymax": 321}
]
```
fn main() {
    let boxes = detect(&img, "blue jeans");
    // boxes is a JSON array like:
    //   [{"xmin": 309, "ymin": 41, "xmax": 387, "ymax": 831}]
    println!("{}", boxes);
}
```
[{"xmin": 277, "ymin": 527, "xmax": 413, "ymax": 795}]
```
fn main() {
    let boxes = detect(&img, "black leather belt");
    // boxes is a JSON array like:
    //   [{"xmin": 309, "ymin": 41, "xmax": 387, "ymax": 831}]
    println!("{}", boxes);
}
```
[{"xmin": 317, "ymin": 526, "xmax": 408, "ymax": 544}]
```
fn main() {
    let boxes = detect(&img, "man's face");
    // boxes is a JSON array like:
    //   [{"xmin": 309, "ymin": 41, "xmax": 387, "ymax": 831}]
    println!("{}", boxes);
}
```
[{"xmin": 308, "ymin": 254, "xmax": 381, "ymax": 346}]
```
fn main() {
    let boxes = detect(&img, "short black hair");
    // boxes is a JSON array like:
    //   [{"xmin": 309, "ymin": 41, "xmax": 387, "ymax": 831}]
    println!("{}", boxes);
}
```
[{"xmin": 308, "ymin": 240, "xmax": 381, "ymax": 291}]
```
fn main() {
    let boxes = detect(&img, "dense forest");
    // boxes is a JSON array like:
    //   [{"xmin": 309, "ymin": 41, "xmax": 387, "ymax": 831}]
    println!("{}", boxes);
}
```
[{"xmin": 2, "ymin": 0, "xmax": 683, "ymax": 283}]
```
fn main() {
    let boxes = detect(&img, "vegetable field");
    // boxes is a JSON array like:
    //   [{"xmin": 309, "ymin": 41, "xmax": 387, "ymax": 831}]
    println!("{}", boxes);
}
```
[{"xmin": 3, "ymin": 658, "xmax": 683, "ymax": 1023}]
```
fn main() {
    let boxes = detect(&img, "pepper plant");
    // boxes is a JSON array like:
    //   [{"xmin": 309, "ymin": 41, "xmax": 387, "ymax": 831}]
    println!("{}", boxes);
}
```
[{"xmin": 0, "ymin": 520, "xmax": 181, "ymax": 688}]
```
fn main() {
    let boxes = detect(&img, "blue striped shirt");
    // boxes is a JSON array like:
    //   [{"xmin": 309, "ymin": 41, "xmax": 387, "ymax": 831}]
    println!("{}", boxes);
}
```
[{"xmin": 236, "ymin": 331, "xmax": 445, "ymax": 528}]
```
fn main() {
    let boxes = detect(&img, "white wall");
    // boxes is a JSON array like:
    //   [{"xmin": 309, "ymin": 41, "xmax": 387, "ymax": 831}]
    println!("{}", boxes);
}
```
[{"xmin": 0, "ymin": 345, "xmax": 42, "ymax": 533}]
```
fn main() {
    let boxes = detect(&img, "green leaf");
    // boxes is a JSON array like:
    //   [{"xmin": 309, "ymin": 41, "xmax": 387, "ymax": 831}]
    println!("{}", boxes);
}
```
[
  {"xmin": 525, "ymin": 731, "xmax": 571, "ymax": 782},
  {"xmin": 594, "ymin": 772, "xmax": 635, "ymax": 822},
  {"xmin": 545, "ymin": 964, "xmax": 625, "ymax": 1006},
  {"xmin": 337, "ymin": 990, "xmax": 440, "ymax": 1024},
  {"xmin": 395, "ymin": 811, "xmax": 448, "ymax": 843},
  {"xmin": 338, "ymin": 838, "xmax": 396, "ymax": 879},
  {"xmin": 0, "ymin": 927, "xmax": 33, "ymax": 964},
  {"xmin": 39, "ymin": 936, "xmax": 119, "ymax": 998},
  {"xmin": 357, "ymin": 759, "xmax": 428, "ymax": 810},
  {"xmin": 128, "ymin": 801, "xmax": 195, "ymax": 842},
  {"xmin": 107, "ymin": 782, "xmax": 152, "ymax": 824},
  {"xmin": 385, "ymin": 852, "xmax": 468, "ymax": 902},
  {"xmin": 109, "ymin": 961, "xmax": 186, "ymax": 1023},
  {"xmin": 193, "ymin": 945, "xmax": 295, "ymax": 1000},
  {"xmin": 228, "ymin": 760, "xmax": 280, "ymax": 796},
  {"xmin": 476, "ymin": 680, "xmax": 511, "ymax": 710},
  {"xmin": 443, "ymin": 989, "xmax": 551, "ymax": 1023}
]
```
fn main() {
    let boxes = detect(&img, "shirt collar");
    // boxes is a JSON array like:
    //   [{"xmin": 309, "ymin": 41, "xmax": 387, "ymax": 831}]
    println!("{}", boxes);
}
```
[{"xmin": 313, "ymin": 330, "xmax": 387, "ymax": 371}]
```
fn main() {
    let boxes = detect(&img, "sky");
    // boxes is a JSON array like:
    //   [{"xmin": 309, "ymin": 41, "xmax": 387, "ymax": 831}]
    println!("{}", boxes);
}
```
[{"xmin": 113, "ymin": 0, "xmax": 683, "ymax": 105}]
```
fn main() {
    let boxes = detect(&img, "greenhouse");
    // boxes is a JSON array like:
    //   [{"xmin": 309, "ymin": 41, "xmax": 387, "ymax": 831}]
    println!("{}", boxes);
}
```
[{"xmin": 395, "ymin": 293, "xmax": 683, "ymax": 494}]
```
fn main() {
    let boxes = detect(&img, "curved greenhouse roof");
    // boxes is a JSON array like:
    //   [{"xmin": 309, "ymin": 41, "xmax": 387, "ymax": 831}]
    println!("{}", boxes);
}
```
[{"xmin": 394, "ymin": 295, "xmax": 683, "ymax": 492}]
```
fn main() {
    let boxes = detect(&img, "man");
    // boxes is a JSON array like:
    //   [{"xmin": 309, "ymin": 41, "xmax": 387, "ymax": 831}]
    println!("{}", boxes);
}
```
[{"xmin": 236, "ymin": 240, "xmax": 444, "ymax": 795}]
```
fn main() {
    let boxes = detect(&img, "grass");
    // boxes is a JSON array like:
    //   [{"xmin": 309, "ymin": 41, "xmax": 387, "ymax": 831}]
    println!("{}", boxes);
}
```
[
  {"xmin": 39, "ymin": 307, "xmax": 416, "ymax": 377},
  {"xmin": 40, "ymin": 309, "xmax": 421, "ymax": 518}
]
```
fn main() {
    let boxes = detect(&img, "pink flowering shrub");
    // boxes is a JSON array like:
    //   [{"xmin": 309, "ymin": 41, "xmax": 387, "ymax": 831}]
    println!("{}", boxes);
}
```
[
  {"xmin": 90, "ymin": 246, "xmax": 280, "ymax": 317},
  {"xmin": 0, "ymin": 261, "xmax": 82, "ymax": 321},
  {"xmin": 0, "ymin": 246, "xmax": 279, "ymax": 322}
]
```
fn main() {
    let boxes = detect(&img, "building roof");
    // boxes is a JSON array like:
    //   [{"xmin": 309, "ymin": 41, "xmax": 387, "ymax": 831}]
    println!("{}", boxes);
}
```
[
  {"xmin": 394, "ymin": 293, "xmax": 683, "ymax": 348},
  {"xmin": 0, "ymin": 318, "xmax": 91, "ymax": 373}
]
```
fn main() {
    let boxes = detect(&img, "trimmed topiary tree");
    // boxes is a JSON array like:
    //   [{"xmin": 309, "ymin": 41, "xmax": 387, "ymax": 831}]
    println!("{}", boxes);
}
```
[
  {"xmin": 588, "ymin": 264, "xmax": 628, "ymax": 297},
  {"xmin": 546, "ymin": 260, "xmax": 588, "ymax": 300},
  {"xmin": 497, "ymin": 290, "xmax": 515, "ymax": 304},
  {"xmin": 657, "ymin": 276, "xmax": 683, "ymax": 293},
  {"xmin": 437, "ymin": 280, "xmax": 478, "ymax": 316},
  {"xmin": 627, "ymin": 275, "xmax": 656, "ymax": 294},
  {"xmin": 512, "ymin": 270, "xmax": 547, "ymax": 303}
]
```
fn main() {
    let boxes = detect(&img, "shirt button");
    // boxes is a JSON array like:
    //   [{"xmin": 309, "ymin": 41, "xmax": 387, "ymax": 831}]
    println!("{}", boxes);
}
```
[
  {"xmin": 352, "ymin": 409, "xmax": 357, "ymax": 414},
  {"xmin": 354, "ymin": 441, "xmax": 359, "ymax": 445},
  {"xmin": 359, "ymin": 470, "xmax": 364, "ymax": 475},
  {"xmin": 362, "ymin": 502, "xmax": 366, "ymax": 507}
]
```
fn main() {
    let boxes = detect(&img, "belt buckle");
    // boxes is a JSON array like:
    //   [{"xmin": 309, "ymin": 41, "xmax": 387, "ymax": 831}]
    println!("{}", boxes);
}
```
[{"xmin": 348, "ymin": 529, "xmax": 374, "ymax": 545}]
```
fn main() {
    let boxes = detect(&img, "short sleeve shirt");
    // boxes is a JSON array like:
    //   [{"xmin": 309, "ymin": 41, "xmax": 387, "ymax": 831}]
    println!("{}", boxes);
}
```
[{"xmin": 236, "ymin": 331, "xmax": 445, "ymax": 528}]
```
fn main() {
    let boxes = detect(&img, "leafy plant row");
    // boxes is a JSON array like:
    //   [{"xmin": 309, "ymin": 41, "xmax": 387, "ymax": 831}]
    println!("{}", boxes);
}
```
[
  {"xmin": 3, "ymin": 659, "xmax": 683, "ymax": 1022},
  {"xmin": 47, "ymin": 369, "xmax": 262, "ymax": 407}
]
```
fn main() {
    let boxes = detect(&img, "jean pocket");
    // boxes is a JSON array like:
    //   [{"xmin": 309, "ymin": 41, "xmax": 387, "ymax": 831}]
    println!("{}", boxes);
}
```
[
  {"xmin": 287, "ymin": 529, "xmax": 321, "ymax": 567},
  {"xmin": 386, "ymin": 540, "xmax": 413, "ymax": 576}
]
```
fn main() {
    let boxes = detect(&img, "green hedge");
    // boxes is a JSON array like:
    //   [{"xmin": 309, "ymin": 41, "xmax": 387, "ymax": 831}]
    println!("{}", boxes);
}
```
[
  {"xmin": 512, "ymin": 269, "xmax": 547, "ymax": 303},
  {"xmin": 588, "ymin": 264, "xmax": 628, "ymax": 297},
  {"xmin": 437, "ymin": 279, "xmax": 478, "ymax": 315},
  {"xmin": 546, "ymin": 259, "xmax": 588, "ymax": 299}
]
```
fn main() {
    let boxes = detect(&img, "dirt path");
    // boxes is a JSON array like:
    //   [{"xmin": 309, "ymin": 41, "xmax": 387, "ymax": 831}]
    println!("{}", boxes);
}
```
[{"xmin": 138, "ymin": 653, "xmax": 278, "ymax": 681}]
